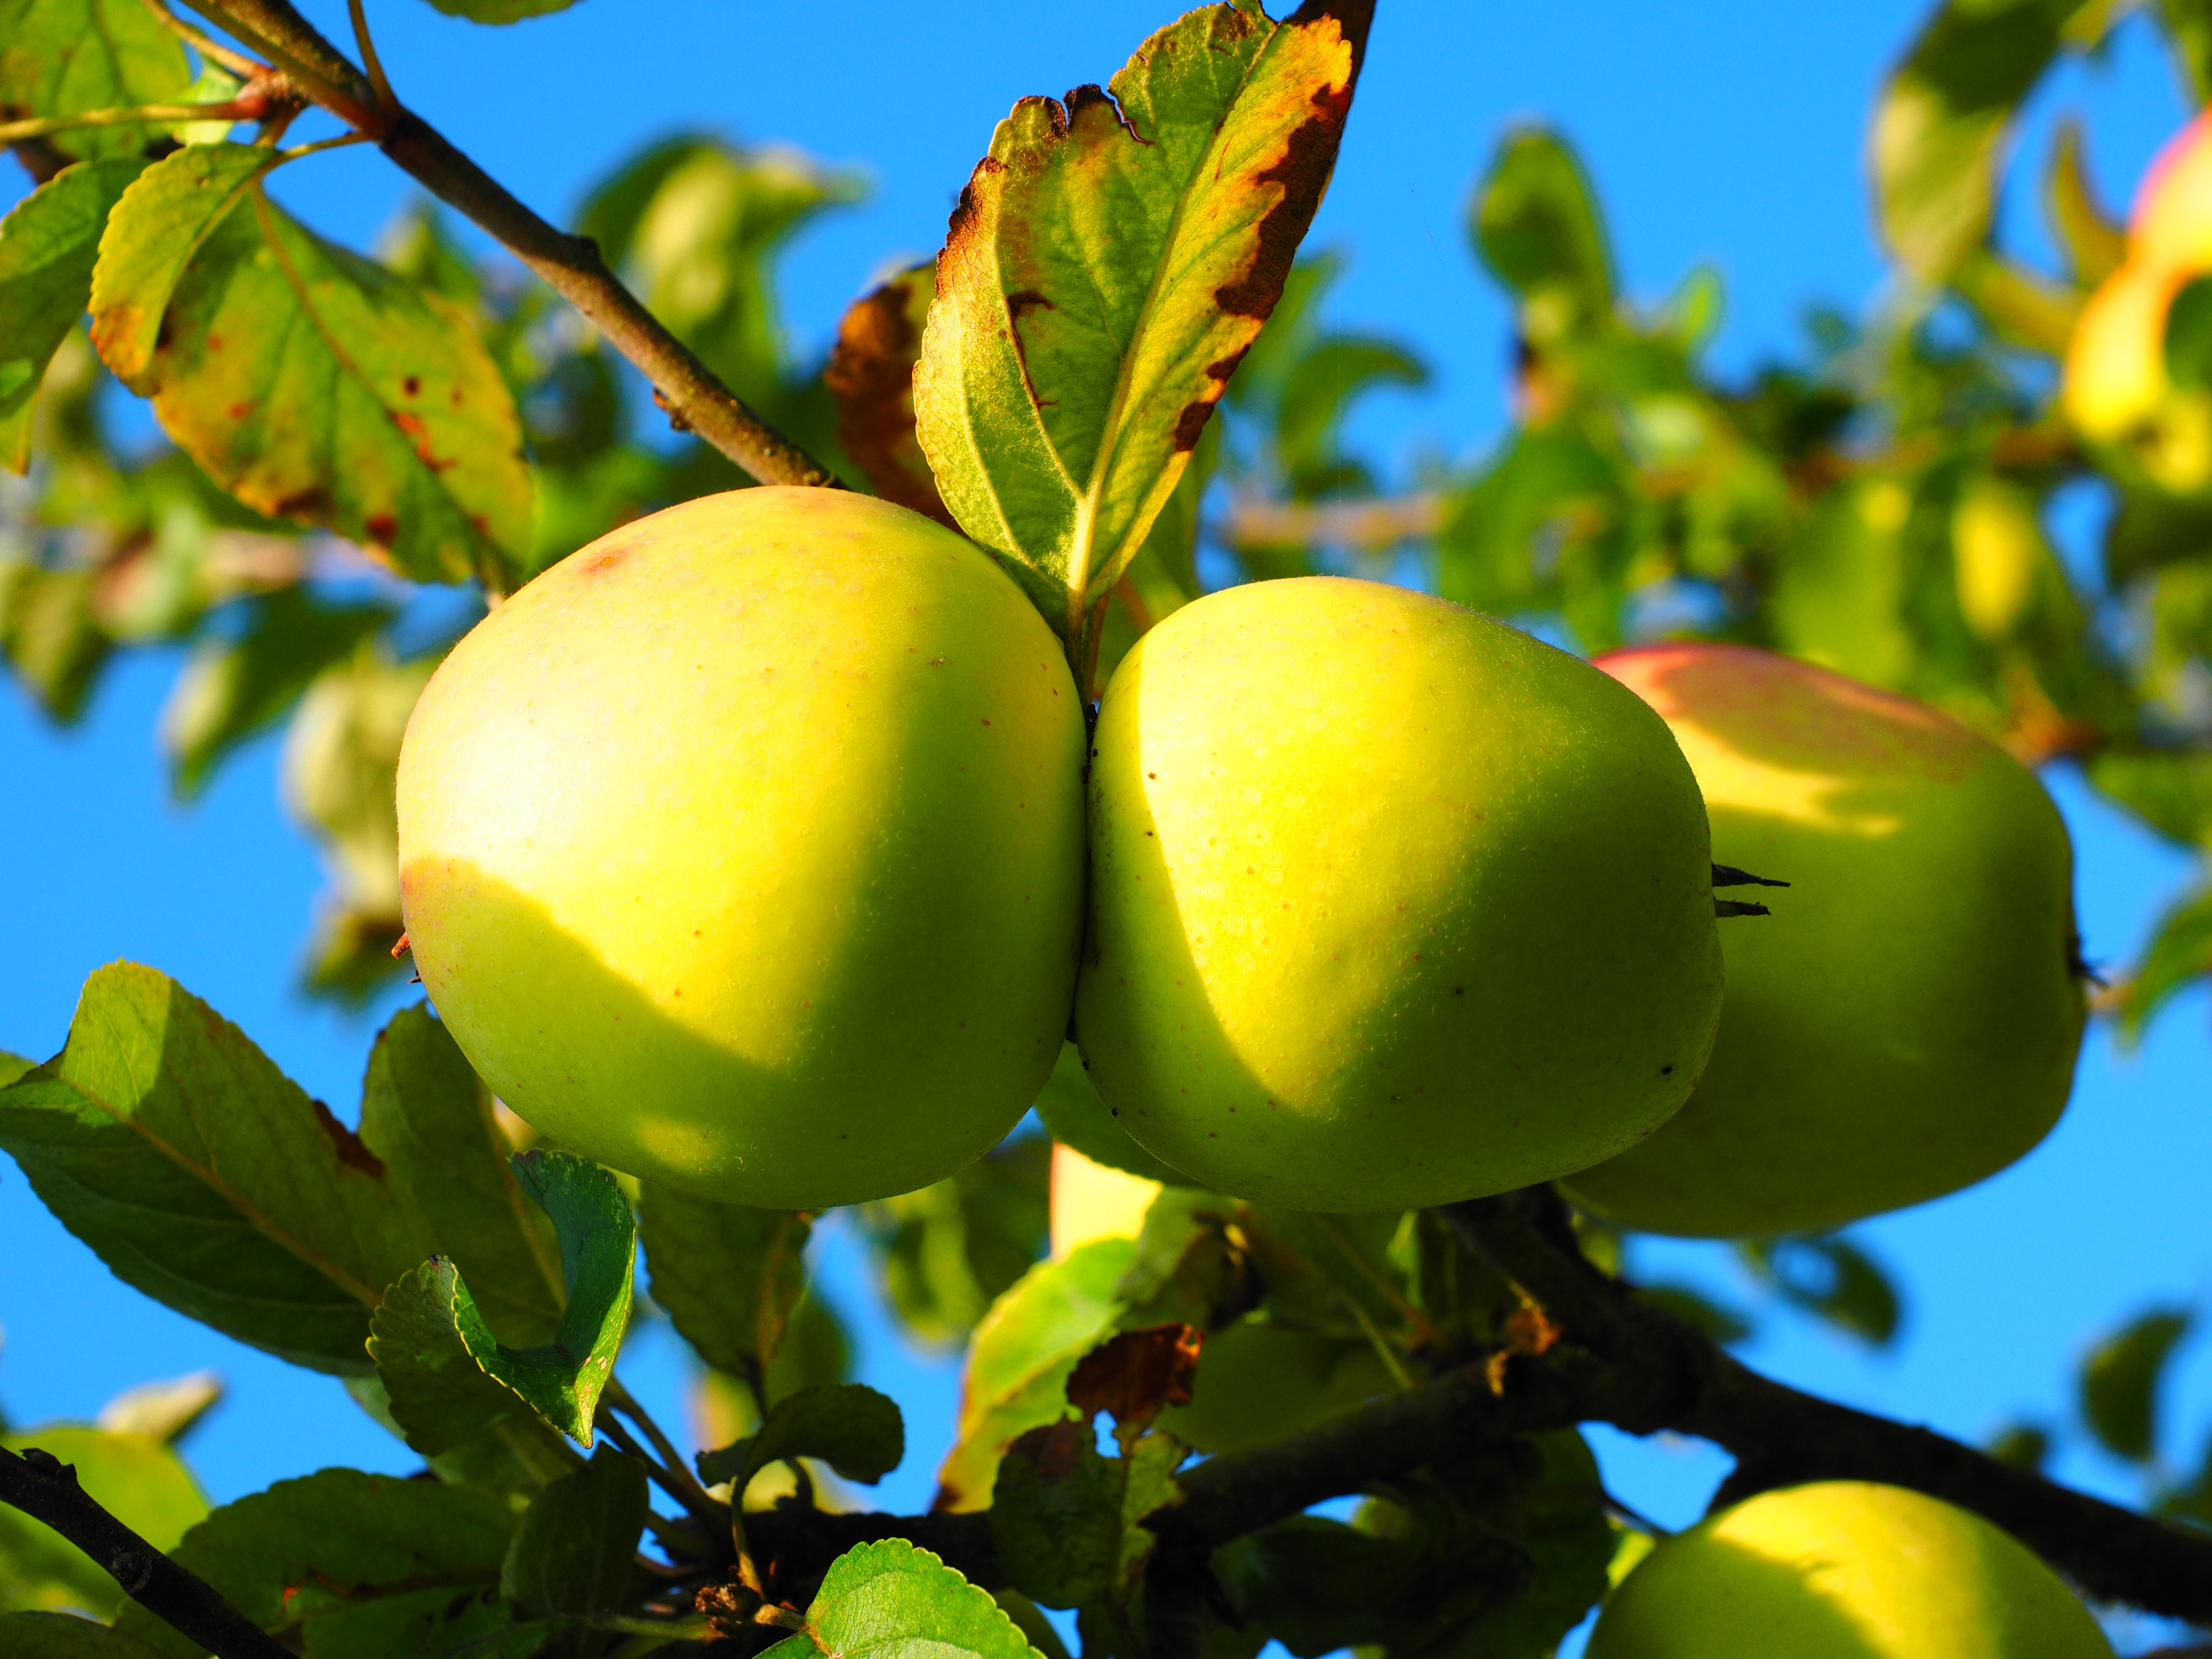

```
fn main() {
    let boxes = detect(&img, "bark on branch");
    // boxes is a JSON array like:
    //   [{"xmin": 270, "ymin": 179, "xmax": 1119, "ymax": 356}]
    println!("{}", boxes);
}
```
[
  {"xmin": 0, "ymin": 1445, "xmax": 290, "ymax": 1659},
  {"xmin": 174, "ymin": 0, "xmax": 837, "ymax": 489}
]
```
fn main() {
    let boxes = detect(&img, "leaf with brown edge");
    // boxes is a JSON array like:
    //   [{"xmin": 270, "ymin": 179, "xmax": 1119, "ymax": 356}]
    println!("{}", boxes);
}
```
[
  {"xmin": 826, "ymin": 262, "xmax": 955, "ymax": 527},
  {"xmin": 89, "ymin": 143, "xmax": 530, "ymax": 589},
  {"xmin": 1066, "ymin": 1323, "xmax": 1202, "ymax": 1429},
  {"xmin": 916, "ymin": 0, "xmax": 1373, "ymax": 667}
]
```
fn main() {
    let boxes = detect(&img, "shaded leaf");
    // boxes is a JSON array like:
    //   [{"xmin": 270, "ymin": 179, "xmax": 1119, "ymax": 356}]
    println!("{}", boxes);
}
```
[
  {"xmin": 370, "ymin": 1151, "xmax": 634, "ymax": 1448},
  {"xmin": 1471, "ymin": 128, "xmax": 1613, "ymax": 332},
  {"xmin": 0, "ymin": 0, "xmax": 189, "ymax": 163},
  {"xmin": 916, "ymin": 0, "xmax": 1373, "ymax": 647},
  {"xmin": 856, "ymin": 1132, "xmax": 1052, "ymax": 1348},
  {"xmin": 0, "ymin": 1613, "xmax": 166, "ymax": 1658},
  {"xmin": 1871, "ymin": 0, "xmax": 2100, "ymax": 281},
  {"xmin": 0, "ymin": 962, "xmax": 437, "ymax": 1372},
  {"xmin": 2088, "ymin": 751, "xmax": 2212, "ymax": 847},
  {"xmin": 499, "ymin": 1447, "xmax": 647, "ymax": 1623},
  {"xmin": 1986, "ymin": 1421, "xmax": 2053, "ymax": 1472},
  {"xmin": 695, "ymin": 1382, "xmax": 903, "ymax": 1495},
  {"xmin": 160, "ymin": 588, "xmax": 393, "ymax": 799},
  {"xmin": 0, "ymin": 560, "xmax": 110, "ymax": 721},
  {"xmin": 825, "ymin": 263, "xmax": 954, "ymax": 525},
  {"xmin": 89, "ymin": 144, "xmax": 531, "ymax": 586},
  {"xmin": 761, "ymin": 1539, "xmax": 1043, "ymax": 1659},
  {"xmin": 416, "ymin": 0, "xmax": 582, "ymax": 19},
  {"xmin": 0, "ymin": 157, "xmax": 148, "ymax": 472},
  {"xmin": 360, "ymin": 1004, "xmax": 565, "ymax": 1348},
  {"xmin": 937, "ymin": 1239, "xmax": 1136, "ymax": 1512},
  {"xmin": 991, "ymin": 1420, "xmax": 1184, "ymax": 1610},
  {"xmin": 113, "ymin": 1467, "xmax": 512, "ymax": 1658},
  {"xmin": 1736, "ymin": 1237, "xmax": 1902, "ymax": 1347},
  {"xmin": 2081, "ymin": 1308, "xmax": 2193, "ymax": 1464},
  {"xmin": 1274, "ymin": 334, "xmax": 1427, "ymax": 486},
  {"xmin": 1633, "ymin": 1283, "xmax": 1753, "ymax": 1348},
  {"xmin": 0, "ymin": 1426, "xmax": 206, "ymax": 1620},
  {"xmin": 641, "ymin": 1191, "xmax": 810, "ymax": 1383},
  {"xmin": 2044, "ymin": 118, "xmax": 2125, "ymax": 287},
  {"xmin": 1032, "ymin": 1044, "xmax": 1188, "ymax": 1186}
]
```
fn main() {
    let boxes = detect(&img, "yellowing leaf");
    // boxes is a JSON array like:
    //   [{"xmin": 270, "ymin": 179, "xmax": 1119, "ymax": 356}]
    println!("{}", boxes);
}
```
[
  {"xmin": 916, "ymin": 0, "xmax": 1372, "ymax": 663},
  {"xmin": 0, "ymin": 0, "xmax": 189, "ymax": 163}
]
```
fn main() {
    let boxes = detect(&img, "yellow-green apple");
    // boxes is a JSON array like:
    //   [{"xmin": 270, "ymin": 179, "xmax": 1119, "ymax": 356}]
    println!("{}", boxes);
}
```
[
  {"xmin": 1561, "ymin": 643, "xmax": 2083, "ymax": 1237},
  {"xmin": 1586, "ymin": 1481, "xmax": 2113, "ymax": 1659},
  {"xmin": 397, "ymin": 487, "xmax": 1086, "ymax": 1208},
  {"xmin": 1074, "ymin": 575, "xmax": 1723, "ymax": 1213}
]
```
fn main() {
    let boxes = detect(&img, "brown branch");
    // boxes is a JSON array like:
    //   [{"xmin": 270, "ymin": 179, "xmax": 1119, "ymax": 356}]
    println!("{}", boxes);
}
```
[
  {"xmin": 0, "ymin": 1445, "xmax": 290, "ymax": 1659},
  {"xmin": 174, "ymin": 0, "xmax": 836, "ymax": 488}
]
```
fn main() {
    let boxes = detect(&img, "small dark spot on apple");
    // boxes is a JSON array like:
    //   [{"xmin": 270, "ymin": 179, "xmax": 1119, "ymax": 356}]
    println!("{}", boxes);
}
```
[
  {"xmin": 403, "ymin": 376, "xmax": 421, "ymax": 396},
  {"xmin": 1454, "ymin": 986, "xmax": 1465, "ymax": 996},
  {"xmin": 1660, "ymin": 1064, "xmax": 1674, "ymax": 1075}
]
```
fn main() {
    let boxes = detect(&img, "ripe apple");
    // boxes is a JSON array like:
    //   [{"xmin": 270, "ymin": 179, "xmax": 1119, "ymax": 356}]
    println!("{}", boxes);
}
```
[
  {"xmin": 1561, "ymin": 644, "xmax": 2084, "ymax": 1238},
  {"xmin": 1074, "ymin": 576, "xmax": 1723, "ymax": 1213},
  {"xmin": 1586, "ymin": 1480, "xmax": 2113, "ymax": 1659},
  {"xmin": 397, "ymin": 487, "xmax": 1086, "ymax": 1208}
]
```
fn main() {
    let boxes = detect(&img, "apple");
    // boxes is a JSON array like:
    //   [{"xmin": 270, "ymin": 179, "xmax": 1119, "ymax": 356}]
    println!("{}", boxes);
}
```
[
  {"xmin": 1050, "ymin": 1142, "xmax": 1164, "ymax": 1260},
  {"xmin": 1074, "ymin": 576, "xmax": 1723, "ymax": 1213},
  {"xmin": 1561, "ymin": 644, "xmax": 2084, "ymax": 1238},
  {"xmin": 397, "ymin": 487, "xmax": 1086, "ymax": 1208},
  {"xmin": 1586, "ymin": 1480, "xmax": 2113, "ymax": 1659}
]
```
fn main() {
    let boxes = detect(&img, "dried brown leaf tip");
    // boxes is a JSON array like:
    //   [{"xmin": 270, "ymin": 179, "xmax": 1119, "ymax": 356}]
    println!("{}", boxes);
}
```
[
  {"xmin": 825, "ymin": 267, "xmax": 956, "ymax": 528},
  {"xmin": 1067, "ymin": 1322, "xmax": 1204, "ymax": 1428}
]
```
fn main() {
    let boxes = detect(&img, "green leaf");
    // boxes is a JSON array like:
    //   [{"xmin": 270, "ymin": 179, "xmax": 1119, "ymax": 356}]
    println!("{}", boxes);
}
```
[
  {"xmin": 165, "ymin": 61, "xmax": 239, "ymax": 148},
  {"xmin": 992, "ymin": 1421, "xmax": 1185, "ymax": 1610},
  {"xmin": 639, "ymin": 1191, "xmax": 810, "ymax": 1382},
  {"xmin": 695, "ymin": 1382, "xmax": 903, "ymax": 1496},
  {"xmin": 763, "ymin": 1539, "xmax": 1044, "ymax": 1659},
  {"xmin": 415, "ymin": 0, "xmax": 582, "ymax": 20},
  {"xmin": 161, "ymin": 589, "xmax": 394, "ymax": 799},
  {"xmin": 0, "ymin": 0, "xmax": 190, "ymax": 162},
  {"xmin": 89, "ymin": 144, "xmax": 531, "ymax": 586},
  {"xmin": 0, "ymin": 1426, "xmax": 207, "ymax": 1619},
  {"xmin": 0, "ymin": 962, "xmax": 438, "ymax": 1372},
  {"xmin": 2044, "ymin": 117, "xmax": 2125, "ymax": 288},
  {"xmin": 1768, "ymin": 477, "xmax": 1917, "ymax": 690},
  {"xmin": 2088, "ymin": 751, "xmax": 2212, "ymax": 846},
  {"xmin": 1471, "ymin": 128, "xmax": 1614, "ymax": 332},
  {"xmin": 0, "ymin": 1613, "xmax": 166, "ymax": 1659},
  {"xmin": 1635, "ymin": 1282, "xmax": 1754, "ymax": 1347},
  {"xmin": 2111, "ymin": 882, "xmax": 2212, "ymax": 1042},
  {"xmin": 579, "ymin": 137, "xmax": 861, "ymax": 413},
  {"xmin": 499, "ymin": 1446, "xmax": 648, "ymax": 1623},
  {"xmin": 915, "ymin": 0, "xmax": 1372, "ymax": 651},
  {"xmin": 113, "ymin": 1467, "xmax": 513, "ymax": 1659},
  {"xmin": 282, "ymin": 645, "xmax": 440, "ymax": 1005},
  {"xmin": 2167, "ymin": 275, "xmax": 2212, "ymax": 392},
  {"xmin": 361, "ymin": 1004, "xmax": 565, "ymax": 1348},
  {"xmin": 2161, "ymin": 0, "xmax": 2212, "ymax": 105},
  {"xmin": 856, "ymin": 1132, "xmax": 1053, "ymax": 1347},
  {"xmin": 0, "ymin": 559, "xmax": 112, "ymax": 722},
  {"xmin": 1736, "ymin": 1237, "xmax": 1902, "ymax": 1347},
  {"xmin": 1274, "ymin": 335, "xmax": 1427, "ymax": 487},
  {"xmin": 0, "ymin": 157, "xmax": 148, "ymax": 472},
  {"xmin": 2081, "ymin": 1308, "xmax": 2193, "ymax": 1464},
  {"xmin": 1870, "ymin": 0, "xmax": 2102, "ymax": 282},
  {"xmin": 1031, "ymin": 1044, "xmax": 1187, "ymax": 1186},
  {"xmin": 369, "ymin": 1150, "xmax": 634, "ymax": 1448},
  {"xmin": 94, "ymin": 1372, "xmax": 223, "ymax": 1443},
  {"xmin": 936, "ymin": 1239, "xmax": 1136, "ymax": 1512}
]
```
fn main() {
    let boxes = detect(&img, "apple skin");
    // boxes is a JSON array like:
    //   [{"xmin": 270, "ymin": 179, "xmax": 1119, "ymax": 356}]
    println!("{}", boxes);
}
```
[
  {"xmin": 397, "ymin": 487, "xmax": 1086, "ymax": 1208},
  {"xmin": 1586, "ymin": 1481, "xmax": 2112, "ymax": 1659},
  {"xmin": 1561, "ymin": 644, "xmax": 2084, "ymax": 1238},
  {"xmin": 1074, "ymin": 576, "xmax": 1723, "ymax": 1213}
]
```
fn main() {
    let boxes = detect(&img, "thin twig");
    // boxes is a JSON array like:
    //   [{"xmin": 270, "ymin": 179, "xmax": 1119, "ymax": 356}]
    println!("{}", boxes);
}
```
[
  {"xmin": 0, "ymin": 101, "xmax": 262, "ymax": 144},
  {"xmin": 176, "ymin": 0, "xmax": 837, "ymax": 488},
  {"xmin": 604, "ymin": 1377, "xmax": 729, "ymax": 1523},
  {"xmin": 0, "ymin": 1445, "xmax": 289, "ymax": 1659},
  {"xmin": 346, "ymin": 0, "xmax": 398, "ymax": 117},
  {"xmin": 595, "ymin": 1406, "xmax": 728, "ymax": 1535},
  {"xmin": 140, "ymin": 0, "xmax": 266, "ymax": 78}
]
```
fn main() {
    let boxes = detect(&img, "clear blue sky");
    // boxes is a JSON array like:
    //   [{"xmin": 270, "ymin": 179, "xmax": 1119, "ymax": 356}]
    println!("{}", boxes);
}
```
[{"xmin": 0, "ymin": 1, "xmax": 2204, "ymax": 1650}]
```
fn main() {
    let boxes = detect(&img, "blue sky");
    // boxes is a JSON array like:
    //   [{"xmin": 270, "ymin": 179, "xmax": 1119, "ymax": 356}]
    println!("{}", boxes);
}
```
[{"xmin": 0, "ymin": 0, "xmax": 2206, "ymax": 1649}]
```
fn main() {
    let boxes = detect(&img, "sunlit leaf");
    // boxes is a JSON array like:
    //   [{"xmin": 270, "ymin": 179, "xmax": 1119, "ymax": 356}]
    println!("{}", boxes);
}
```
[
  {"xmin": 1471, "ymin": 127, "xmax": 1613, "ymax": 335},
  {"xmin": 94, "ymin": 1373, "xmax": 222, "ymax": 1444},
  {"xmin": 916, "ymin": 0, "xmax": 1373, "ymax": 654},
  {"xmin": 0, "ymin": 157, "xmax": 148, "ymax": 472},
  {"xmin": 761, "ymin": 1539, "xmax": 1044, "ymax": 1659}
]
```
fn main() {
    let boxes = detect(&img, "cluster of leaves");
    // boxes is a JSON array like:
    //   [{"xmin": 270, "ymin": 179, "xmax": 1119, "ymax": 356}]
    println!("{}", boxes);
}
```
[{"xmin": 6, "ymin": 0, "xmax": 2212, "ymax": 1656}]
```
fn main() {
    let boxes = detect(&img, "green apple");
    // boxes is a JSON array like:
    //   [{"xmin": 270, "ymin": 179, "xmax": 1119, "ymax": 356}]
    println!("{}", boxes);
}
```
[
  {"xmin": 397, "ymin": 487, "xmax": 1086, "ymax": 1208},
  {"xmin": 1587, "ymin": 1481, "xmax": 2112, "ymax": 1659},
  {"xmin": 1074, "ymin": 575, "xmax": 1723, "ymax": 1213},
  {"xmin": 1561, "ymin": 644, "xmax": 2084, "ymax": 1238}
]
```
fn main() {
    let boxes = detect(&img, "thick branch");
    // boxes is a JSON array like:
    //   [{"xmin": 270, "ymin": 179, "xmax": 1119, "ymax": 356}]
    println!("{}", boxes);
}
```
[
  {"xmin": 0, "ymin": 1445, "xmax": 289, "ymax": 1659},
  {"xmin": 176, "ymin": 0, "xmax": 836, "ymax": 489}
]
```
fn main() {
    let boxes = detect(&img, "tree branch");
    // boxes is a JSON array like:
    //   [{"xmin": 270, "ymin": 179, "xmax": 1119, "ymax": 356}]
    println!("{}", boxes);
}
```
[
  {"xmin": 174, "ymin": 0, "xmax": 838, "ymax": 489},
  {"xmin": 0, "ymin": 1445, "xmax": 290, "ymax": 1659}
]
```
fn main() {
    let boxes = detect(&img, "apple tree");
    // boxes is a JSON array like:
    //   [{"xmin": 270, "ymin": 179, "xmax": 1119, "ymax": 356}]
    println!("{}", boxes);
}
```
[{"xmin": 1, "ymin": 0, "xmax": 2212, "ymax": 1655}]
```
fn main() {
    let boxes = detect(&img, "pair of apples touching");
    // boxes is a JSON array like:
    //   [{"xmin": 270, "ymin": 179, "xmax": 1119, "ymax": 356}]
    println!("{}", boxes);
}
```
[{"xmin": 395, "ymin": 486, "xmax": 2084, "ymax": 1235}]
